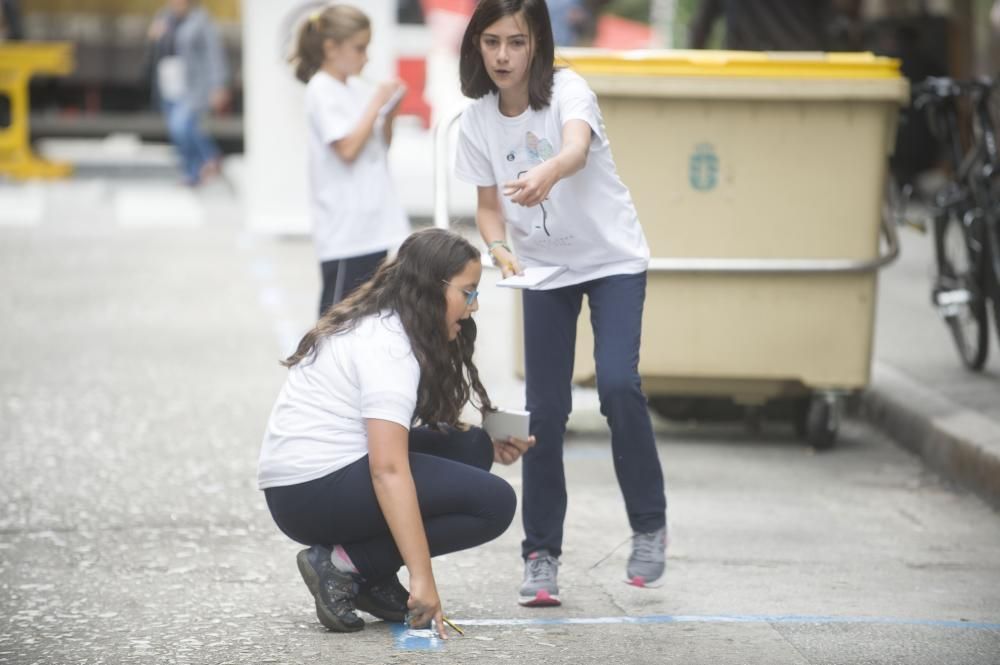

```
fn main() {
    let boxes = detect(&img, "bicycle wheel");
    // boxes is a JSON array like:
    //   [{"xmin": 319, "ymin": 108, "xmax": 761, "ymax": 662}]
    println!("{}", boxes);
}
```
[
  {"xmin": 933, "ymin": 209, "xmax": 989, "ymax": 370},
  {"xmin": 981, "ymin": 205, "xmax": 1000, "ymax": 352}
]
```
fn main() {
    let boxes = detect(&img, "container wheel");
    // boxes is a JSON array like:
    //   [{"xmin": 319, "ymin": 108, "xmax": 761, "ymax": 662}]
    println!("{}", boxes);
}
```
[
  {"xmin": 806, "ymin": 393, "xmax": 841, "ymax": 450},
  {"xmin": 792, "ymin": 397, "xmax": 810, "ymax": 438},
  {"xmin": 647, "ymin": 396, "xmax": 698, "ymax": 421}
]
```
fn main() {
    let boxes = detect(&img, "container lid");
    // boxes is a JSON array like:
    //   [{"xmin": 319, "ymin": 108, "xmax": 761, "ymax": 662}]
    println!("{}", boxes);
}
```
[{"xmin": 557, "ymin": 48, "xmax": 902, "ymax": 81}]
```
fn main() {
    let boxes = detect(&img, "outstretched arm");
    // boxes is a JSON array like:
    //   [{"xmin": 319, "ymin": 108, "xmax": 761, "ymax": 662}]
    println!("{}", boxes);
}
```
[{"xmin": 502, "ymin": 119, "xmax": 590, "ymax": 208}]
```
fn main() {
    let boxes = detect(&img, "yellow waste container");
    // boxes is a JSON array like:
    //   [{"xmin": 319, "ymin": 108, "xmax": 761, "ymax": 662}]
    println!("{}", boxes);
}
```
[{"xmin": 548, "ymin": 49, "xmax": 906, "ymax": 448}]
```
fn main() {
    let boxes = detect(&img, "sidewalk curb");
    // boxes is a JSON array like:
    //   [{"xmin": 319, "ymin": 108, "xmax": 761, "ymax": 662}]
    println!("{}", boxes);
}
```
[{"xmin": 857, "ymin": 361, "xmax": 1000, "ymax": 510}]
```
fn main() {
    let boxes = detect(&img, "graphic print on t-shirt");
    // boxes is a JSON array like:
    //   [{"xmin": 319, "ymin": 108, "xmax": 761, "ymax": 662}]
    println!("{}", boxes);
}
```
[{"xmin": 513, "ymin": 131, "xmax": 555, "ymax": 236}]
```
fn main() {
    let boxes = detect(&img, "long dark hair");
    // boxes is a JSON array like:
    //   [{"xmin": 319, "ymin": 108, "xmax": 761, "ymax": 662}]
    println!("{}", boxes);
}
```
[
  {"xmin": 289, "ymin": 4, "xmax": 369, "ymax": 84},
  {"xmin": 459, "ymin": 0, "xmax": 555, "ymax": 110},
  {"xmin": 283, "ymin": 228, "xmax": 493, "ymax": 427}
]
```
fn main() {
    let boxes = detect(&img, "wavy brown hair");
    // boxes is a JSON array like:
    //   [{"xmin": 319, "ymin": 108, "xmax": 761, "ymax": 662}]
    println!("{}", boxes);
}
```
[
  {"xmin": 283, "ymin": 228, "xmax": 494, "ymax": 427},
  {"xmin": 289, "ymin": 4, "xmax": 369, "ymax": 84}
]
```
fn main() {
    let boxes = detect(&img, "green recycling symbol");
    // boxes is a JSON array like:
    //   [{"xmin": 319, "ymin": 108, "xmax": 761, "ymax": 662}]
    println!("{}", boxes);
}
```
[{"xmin": 689, "ymin": 143, "xmax": 719, "ymax": 192}]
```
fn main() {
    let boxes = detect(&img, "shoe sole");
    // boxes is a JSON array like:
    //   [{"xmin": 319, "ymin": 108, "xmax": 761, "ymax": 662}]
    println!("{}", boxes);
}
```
[
  {"xmin": 518, "ymin": 590, "xmax": 561, "ymax": 607},
  {"xmin": 296, "ymin": 550, "xmax": 365, "ymax": 633},
  {"xmin": 625, "ymin": 574, "xmax": 664, "ymax": 589}
]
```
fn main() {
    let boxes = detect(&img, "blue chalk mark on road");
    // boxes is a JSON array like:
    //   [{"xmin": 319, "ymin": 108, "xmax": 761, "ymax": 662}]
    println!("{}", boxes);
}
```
[
  {"xmin": 454, "ymin": 614, "xmax": 1000, "ymax": 631},
  {"xmin": 390, "ymin": 623, "xmax": 445, "ymax": 651},
  {"xmin": 392, "ymin": 613, "xmax": 1000, "ymax": 650}
]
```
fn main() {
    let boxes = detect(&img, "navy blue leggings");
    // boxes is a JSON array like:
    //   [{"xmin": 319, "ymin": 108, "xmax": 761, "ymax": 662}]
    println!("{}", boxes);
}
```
[
  {"xmin": 264, "ymin": 426, "xmax": 516, "ymax": 581},
  {"xmin": 521, "ymin": 271, "xmax": 666, "ymax": 559}
]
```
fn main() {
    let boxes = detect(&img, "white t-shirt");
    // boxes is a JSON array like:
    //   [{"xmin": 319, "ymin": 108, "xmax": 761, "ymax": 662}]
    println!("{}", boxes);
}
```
[
  {"xmin": 455, "ymin": 68, "xmax": 649, "ymax": 289},
  {"xmin": 257, "ymin": 312, "xmax": 420, "ymax": 489},
  {"xmin": 305, "ymin": 71, "xmax": 410, "ymax": 262}
]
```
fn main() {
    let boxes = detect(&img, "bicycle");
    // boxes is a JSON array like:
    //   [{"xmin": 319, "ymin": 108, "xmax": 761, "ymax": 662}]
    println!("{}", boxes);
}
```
[
  {"xmin": 965, "ymin": 77, "xmax": 1000, "ymax": 353},
  {"xmin": 911, "ymin": 76, "xmax": 1000, "ymax": 370}
]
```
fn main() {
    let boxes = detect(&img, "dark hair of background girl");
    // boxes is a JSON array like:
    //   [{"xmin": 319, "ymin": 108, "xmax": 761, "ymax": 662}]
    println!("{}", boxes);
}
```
[
  {"xmin": 289, "ymin": 4, "xmax": 369, "ymax": 84},
  {"xmin": 283, "ymin": 228, "xmax": 494, "ymax": 427},
  {"xmin": 459, "ymin": 0, "xmax": 555, "ymax": 111}
]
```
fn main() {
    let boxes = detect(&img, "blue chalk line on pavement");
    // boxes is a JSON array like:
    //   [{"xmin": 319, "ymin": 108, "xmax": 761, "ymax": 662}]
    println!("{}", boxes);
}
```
[
  {"xmin": 248, "ymin": 254, "xmax": 302, "ymax": 356},
  {"xmin": 390, "ymin": 613, "xmax": 1000, "ymax": 650},
  {"xmin": 453, "ymin": 614, "xmax": 1000, "ymax": 630},
  {"xmin": 390, "ymin": 624, "xmax": 445, "ymax": 651}
]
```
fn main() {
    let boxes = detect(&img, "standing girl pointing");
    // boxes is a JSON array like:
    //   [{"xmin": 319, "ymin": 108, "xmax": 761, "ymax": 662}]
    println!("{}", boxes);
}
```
[
  {"xmin": 291, "ymin": 4, "xmax": 411, "ymax": 317},
  {"xmin": 454, "ymin": 0, "xmax": 668, "ymax": 606}
]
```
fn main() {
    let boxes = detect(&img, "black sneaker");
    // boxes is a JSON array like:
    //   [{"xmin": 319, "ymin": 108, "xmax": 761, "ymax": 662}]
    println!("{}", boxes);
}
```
[
  {"xmin": 296, "ymin": 545, "xmax": 365, "ymax": 632},
  {"xmin": 355, "ymin": 573, "xmax": 410, "ymax": 622}
]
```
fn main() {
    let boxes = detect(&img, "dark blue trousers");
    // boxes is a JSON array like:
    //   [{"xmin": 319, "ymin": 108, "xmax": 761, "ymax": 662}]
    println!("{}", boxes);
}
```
[
  {"xmin": 265, "ymin": 426, "xmax": 516, "ymax": 582},
  {"xmin": 319, "ymin": 250, "xmax": 387, "ymax": 317},
  {"xmin": 521, "ymin": 271, "xmax": 666, "ymax": 559}
]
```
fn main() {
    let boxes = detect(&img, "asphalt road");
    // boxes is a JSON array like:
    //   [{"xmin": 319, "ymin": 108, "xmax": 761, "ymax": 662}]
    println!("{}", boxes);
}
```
[{"xmin": 1, "ymin": 179, "xmax": 998, "ymax": 664}]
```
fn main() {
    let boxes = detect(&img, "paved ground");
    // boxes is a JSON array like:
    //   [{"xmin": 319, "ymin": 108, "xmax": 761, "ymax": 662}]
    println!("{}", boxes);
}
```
[
  {"xmin": 867, "ymin": 215, "xmax": 1000, "ymax": 508},
  {"xmin": 1, "ymin": 175, "xmax": 999, "ymax": 664}
]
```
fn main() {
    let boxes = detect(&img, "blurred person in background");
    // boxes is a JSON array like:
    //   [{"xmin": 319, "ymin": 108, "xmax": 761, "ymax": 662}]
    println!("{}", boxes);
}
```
[
  {"xmin": 546, "ymin": 0, "xmax": 588, "ymax": 46},
  {"xmin": 289, "ymin": 4, "xmax": 410, "ymax": 317},
  {"xmin": 688, "ymin": 0, "xmax": 832, "ymax": 51},
  {"xmin": 0, "ymin": 0, "xmax": 22, "ymax": 41},
  {"xmin": 147, "ymin": 0, "xmax": 230, "ymax": 186}
]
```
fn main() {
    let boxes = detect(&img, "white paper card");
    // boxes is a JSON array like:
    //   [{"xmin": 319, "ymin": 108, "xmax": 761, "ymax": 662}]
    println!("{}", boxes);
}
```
[
  {"xmin": 496, "ymin": 265, "xmax": 567, "ymax": 289},
  {"xmin": 378, "ymin": 85, "xmax": 407, "ymax": 118},
  {"xmin": 483, "ymin": 409, "xmax": 530, "ymax": 441}
]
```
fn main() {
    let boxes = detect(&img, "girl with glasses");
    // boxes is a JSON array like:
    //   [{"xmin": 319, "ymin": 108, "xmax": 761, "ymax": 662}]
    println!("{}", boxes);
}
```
[{"xmin": 258, "ymin": 228, "xmax": 534, "ymax": 638}]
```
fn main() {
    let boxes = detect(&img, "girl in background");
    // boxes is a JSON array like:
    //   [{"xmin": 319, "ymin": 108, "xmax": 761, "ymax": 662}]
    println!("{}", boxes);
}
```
[
  {"xmin": 290, "ymin": 4, "xmax": 410, "ymax": 316},
  {"xmin": 455, "ymin": 0, "xmax": 668, "ymax": 606}
]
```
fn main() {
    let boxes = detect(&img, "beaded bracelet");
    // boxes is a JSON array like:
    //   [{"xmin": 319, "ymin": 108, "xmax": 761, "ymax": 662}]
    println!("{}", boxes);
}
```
[{"xmin": 486, "ymin": 240, "xmax": 512, "ymax": 266}]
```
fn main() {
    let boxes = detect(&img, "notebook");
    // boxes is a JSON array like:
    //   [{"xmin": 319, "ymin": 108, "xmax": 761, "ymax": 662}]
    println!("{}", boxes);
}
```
[
  {"xmin": 496, "ymin": 265, "xmax": 567, "ymax": 289},
  {"xmin": 378, "ymin": 85, "xmax": 407, "ymax": 118},
  {"xmin": 483, "ymin": 409, "xmax": 531, "ymax": 441}
]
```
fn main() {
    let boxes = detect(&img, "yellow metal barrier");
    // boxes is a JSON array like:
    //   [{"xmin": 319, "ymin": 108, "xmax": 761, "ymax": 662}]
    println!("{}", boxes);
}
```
[{"xmin": 0, "ymin": 42, "xmax": 75, "ymax": 179}]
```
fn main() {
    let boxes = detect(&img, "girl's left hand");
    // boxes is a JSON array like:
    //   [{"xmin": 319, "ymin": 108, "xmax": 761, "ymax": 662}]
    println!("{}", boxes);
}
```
[
  {"xmin": 503, "ymin": 162, "xmax": 558, "ymax": 208},
  {"xmin": 493, "ymin": 435, "xmax": 535, "ymax": 465},
  {"xmin": 210, "ymin": 89, "xmax": 230, "ymax": 114},
  {"xmin": 147, "ymin": 17, "xmax": 167, "ymax": 41}
]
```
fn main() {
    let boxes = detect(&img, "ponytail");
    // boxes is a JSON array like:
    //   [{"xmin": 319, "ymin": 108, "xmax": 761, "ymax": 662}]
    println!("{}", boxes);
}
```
[
  {"xmin": 288, "ymin": 4, "xmax": 371, "ymax": 84},
  {"xmin": 292, "ymin": 15, "xmax": 324, "ymax": 83}
]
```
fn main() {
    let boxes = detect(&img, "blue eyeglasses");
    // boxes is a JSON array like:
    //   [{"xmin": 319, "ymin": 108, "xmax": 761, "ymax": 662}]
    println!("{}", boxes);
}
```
[{"xmin": 442, "ymin": 280, "xmax": 479, "ymax": 306}]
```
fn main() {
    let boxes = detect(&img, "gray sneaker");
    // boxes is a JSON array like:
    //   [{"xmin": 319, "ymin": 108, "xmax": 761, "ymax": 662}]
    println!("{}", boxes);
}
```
[
  {"xmin": 626, "ymin": 526, "xmax": 667, "ymax": 587},
  {"xmin": 518, "ymin": 550, "xmax": 561, "ymax": 607}
]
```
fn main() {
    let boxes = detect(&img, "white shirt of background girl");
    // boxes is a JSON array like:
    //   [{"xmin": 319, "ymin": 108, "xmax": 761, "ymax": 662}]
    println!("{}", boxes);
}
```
[{"xmin": 305, "ymin": 71, "xmax": 410, "ymax": 262}]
